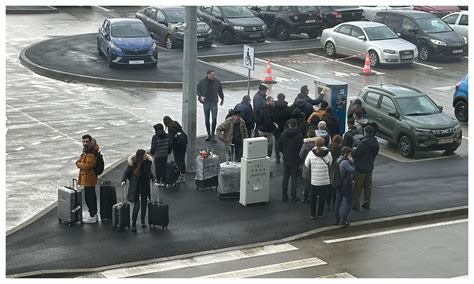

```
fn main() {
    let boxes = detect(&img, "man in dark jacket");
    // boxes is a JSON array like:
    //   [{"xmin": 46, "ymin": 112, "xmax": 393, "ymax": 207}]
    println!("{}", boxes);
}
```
[
  {"xmin": 286, "ymin": 108, "xmax": 309, "ymax": 138},
  {"xmin": 294, "ymin": 85, "xmax": 325, "ymax": 106},
  {"xmin": 279, "ymin": 119, "xmax": 304, "ymax": 202},
  {"xmin": 150, "ymin": 123, "xmax": 172, "ymax": 186},
  {"xmin": 323, "ymin": 106, "xmax": 340, "ymax": 137},
  {"xmin": 253, "ymin": 84, "xmax": 268, "ymax": 136},
  {"xmin": 197, "ymin": 69, "xmax": 225, "ymax": 141},
  {"xmin": 342, "ymin": 119, "xmax": 363, "ymax": 148},
  {"xmin": 256, "ymin": 96, "xmax": 278, "ymax": 158},
  {"xmin": 273, "ymin": 93, "xmax": 293, "ymax": 163},
  {"xmin": 351, "ymin": 125, "xmax": 379, "ymax": 210},
  {"xmin": 234, "ymin": 95, "xmax": 255, "ymax": 138},
  {"xmin": 292, "ymin": 93, "xmax": 314, "ymax": 120}
]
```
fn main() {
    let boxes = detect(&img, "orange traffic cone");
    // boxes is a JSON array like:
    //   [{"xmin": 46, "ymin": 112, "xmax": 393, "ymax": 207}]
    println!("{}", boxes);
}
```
[
  {"xmin": 361, "ymin": 53, "xmax": 374, "ymax": 76},
  {"xmin": 263, "ymin": 59, "xmax": 277, "ymax": 84}
]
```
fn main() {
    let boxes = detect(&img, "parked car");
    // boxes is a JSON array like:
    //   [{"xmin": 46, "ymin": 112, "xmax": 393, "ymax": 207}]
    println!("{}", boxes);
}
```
[
  {"xmin": 453, "ymin": 74, "xmax": 468, "ymax": 122},
  {"xmin": 318, "ymin": 6, "xmax": 365, "ymax": 30},
  {"xmin": 442, "ymin": 11, "xmax": 468, "ymax": 40},
  {"xmin": 198, "ymin": 6, "xmax": 267, "ymax": 45},
  {"xmin": 413, "ymin": 6, "xmax": 460, "ymax": 18},
  {"xmin": 360, "ymin": 5, "xmax": 412, "ymax": 21},
  {"xmin": 250, "ymin": 6, "xmax": 322, "ymax": 40},
  {"xmin": 321, "ymin": 21, "xmax": 418, "ymax": 67},
  {"xmin": 136, "ymin": 6, "xmax": 213, "ymax": 49},
  {"xmin": 357, "ymin": 84, "xmax": 462, "ymax": 157},
  {"xmin": 97, "ymin": 18, "xmax": 158, "ymax": 68},
  {"xmin": 374, "ymin": 10, "xmax": 467, "ymax": 61}
]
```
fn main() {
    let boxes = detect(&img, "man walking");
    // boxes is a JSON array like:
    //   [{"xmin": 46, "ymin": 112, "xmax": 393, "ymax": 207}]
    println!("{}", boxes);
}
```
[
  {"xmin": 279, "ymin": 119, "xmax": 304, "ymax": 202},
  {"xmin": 76, "ymin": 134, "xmax": 100, "ymax": 224},
  {"xmin": 253, "ymin": 84, "xmax": 268, "ymax": 136},
  {"xmin": 351, "ymin": 125, "xmax": 379, "ymax": 210},
  {"xmin": 216, "ymin": 110, "xmax": 248, "ymax": 161},
  {"xmin": 197, "ymin": 69, "xmax": 224, "ymax": 141}
]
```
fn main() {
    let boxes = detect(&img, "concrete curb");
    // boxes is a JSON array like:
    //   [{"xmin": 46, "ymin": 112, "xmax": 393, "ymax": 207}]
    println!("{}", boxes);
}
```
[
  {"xmin": 6, "ymin": 6, "xmax": 58, "ymax": 14},
  {"xmin": 7, "ymin": 205, "xmax": 467, "ymax": 278}
]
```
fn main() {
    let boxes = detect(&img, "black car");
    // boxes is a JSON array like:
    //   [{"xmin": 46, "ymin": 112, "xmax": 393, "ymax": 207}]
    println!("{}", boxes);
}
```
[
  {"xmin": 136, "ymin": 6, "xmax": 213, "ymax": 49},
  {"xmin": 198, "ymin": 6, "xmax": 267, "ymax": 45},
  {"xmin": 319, "ymin": 6, "xmax": 365, "ymax": 30},
  {"xmin": 374, "ymin": 10, "xmax": 467, "ymax": 61},
  {"xmin": 250, "ymin": 6, "xmax": 323, "ymax": 40}
]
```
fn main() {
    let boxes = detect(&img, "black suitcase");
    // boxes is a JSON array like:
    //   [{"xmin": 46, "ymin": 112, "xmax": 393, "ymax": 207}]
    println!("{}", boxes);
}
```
[
  {"xmin": 165, "ymin": 161, "xmax": 180, "ymax": 187},
  {"xmin": 100, "ymin": 180, "xmax": 117, "ymax": 220},
  {"xmin": 112, "ymin": 184, "xmax": 130, "ymax": 231},
  {"xmin": 148, "ymin": 182, "xmax": 169, "ymax": 229}
]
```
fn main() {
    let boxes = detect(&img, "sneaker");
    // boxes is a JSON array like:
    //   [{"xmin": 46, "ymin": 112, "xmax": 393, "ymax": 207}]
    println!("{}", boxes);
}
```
[
  {"xmin": 212, "ymin": 135, "xmax": 217, "ymax": 142},
  {"xmin": 310, "ymin": 216, "xmax": 316, "ymax": 219},
  {"xmin": 205, "ymin": 136, "xmax": 211, "ymax": 141},
  {"xmin": 362, "ymin": 204, "xmax": 370, "ymax": 210},
  {"xmin": 82, "ymin": 215, "xmax": 98, "ymax": 224},
  {"xmin": 281, "ymin": 195, "xmax": 288, "ymax": 202},
  {"xmin": 342, "ymin": 220, "xmax": 350, "ymax": 227},
  {"xmin": 316, "ymin": 215, "xmax": 323, "ymax": 219},
  {"xmin": 290, "ymin": 197, "xmax": 300, "ymax": 203},
  {"xmin": 141, "ymin": 223, "xmax": 147, "ymax": 229},
  {"xmin": 132, "ymin": 224, "xmax": 137, "ymax": 233}
]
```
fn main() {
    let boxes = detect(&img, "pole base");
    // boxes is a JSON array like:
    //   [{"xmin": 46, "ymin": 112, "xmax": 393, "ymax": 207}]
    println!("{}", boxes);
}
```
[
  {"xmin": 359, "ymin": 71, "xmax": 376, "ymax": 76},
  {"xmin": 263, "ymin": 80, "xmax": 277, "ymax": 84}
]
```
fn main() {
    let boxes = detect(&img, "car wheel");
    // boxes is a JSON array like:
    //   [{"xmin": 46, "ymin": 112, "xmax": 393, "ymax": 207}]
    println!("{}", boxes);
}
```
[
  {"xmin": 222, "ymin": 30, "xmax": 234, "ymax": 45},
  {"xmin": 454, "ymin": 100, "xmax": 468, "ymax": 122},
  {"xmin": 325, "ymin": 41, "xmax": 336, "ymax": 57},
  {"xmin": 307, "ymin": 30, "xmax": 319, "ymax": 39},
  {"xmin": 369, "ymin": 50, "xmax": 379, "ymax": 67},
  {"xmin": 276, "ymin": 24, "xmax": 289, "ymax": 41},
  {"xmin": 398, "ymin": 135, "xmax": 415, "ymax": 158},
  {"xmin": 419, "ymin": 45, "xmax": 430, "ymax": 61},
  {"xmin": 165, "ymin": 35, "xmax": 174, "ymax": 49}
]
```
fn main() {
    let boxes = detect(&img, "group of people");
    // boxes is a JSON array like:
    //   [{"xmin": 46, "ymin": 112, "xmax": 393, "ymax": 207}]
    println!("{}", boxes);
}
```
[{"xmin": 201, "ymin": 69, "xmax": 379, "ymax": 226}]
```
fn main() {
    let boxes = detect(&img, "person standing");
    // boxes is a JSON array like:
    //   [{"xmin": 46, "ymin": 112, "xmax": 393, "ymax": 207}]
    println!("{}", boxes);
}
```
[
  {"xmin": 216, "ymin": 110, "xmax": 248, "ymax": 161},
  {"xmin": 121, "ymin": 149, "xmax": 156, "ymax": 233},
  {"xmin": 253, "ymin": 84, "xmax": 268, "ymax": 136},
  {"xmin": 352, "ymin": 125, "xmax": 379, "ymax": 210},
  {"xmin": 278, "ymin": 119, "xmax": 304, "ymax": 202},
  {"xmin": 315, "ymin": 120, "xmax": 331, "ymax": 147},
  {"xmin": 256, "ymin": 96, "xmax": 278, "ymax": 159},
  {"xmin": 334, "ymin": 146, "xmax": 355, "ymax": 226},
  {"xmin": 150, "ymin": 123, "xmax": 172, "ymax": 187},
  {"xmin": 76, "ymin": 134, "xmax": 100, "ymax": 224},
  {"xmin": 342, "ymin": 119, "xmax": 363, "ymax": 148},
  {"xmin": 273, "ymin": 93, "xmax": 293, "ymax": 164},
  {"xmin": 299, "ymin": 129, "xmax": 317, "ymax": 204},
  {"xmin": 305, "ymin": 137, "xmax": 333, "ymax": 219},
  {"xmin": 197, "ymin": 69, "xmax": 224, "ymax": 141},
  {"xmin": 171, "ymin": 121, "xmax": 188, "ymax": 183},
  {"xmin": 294, "ymin": 85, "xmax": 325, "ymax": 106},
  {"xmin": 323, "ymin": 106, "xmax": 340, "ymax": 137},
  {"xmin": 293, "ymin": 93, "xmax": 315, "ymax": 120},
  {"xmin": 234, "ymin": 95, "xmax": 255, "ymax": 138},
  {"xmin": 327, "ymin": 134, "xmax": 342, "ymax": 211}
]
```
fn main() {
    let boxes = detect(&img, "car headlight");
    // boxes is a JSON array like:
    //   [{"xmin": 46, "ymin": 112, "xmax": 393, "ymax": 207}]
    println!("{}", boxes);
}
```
[
  {"xmin": 233, "ymin": 25, "xmax": 245, "ymax": 31},
  {"xmin": 430, "ymin": 39, "xmax": 447, "ymax": 46},
  {"xmin": 207, "ymin": 28, "xmax": 213, "ymax": 34},
  {"xmin": 415, "ymin": 128, "xmax": 432, "ymax": 133},
  {"xmin": 463, "ymin": 36, "xmax": 468, "ymax": 44},
  {"xmin": 176, "ymin": 31, "xmax": 184, "ymax": 36},
  {"xmin": 110, "ymin": 42, "xmax": 122, "ymax": 52},
  {"xmin": 383, "ymin": 49, "xmax": 396, "ymax": 54},
  {"xmin": 262, "ymin": 24, "xmax": 267, "ymax": 30},
  {"xmin": 454, "ymin": 122, "xmax": 461, "ymax": 131},
  {"xmin": 150, "ymin": 42, "xmax": 157, "ymax": 50}
]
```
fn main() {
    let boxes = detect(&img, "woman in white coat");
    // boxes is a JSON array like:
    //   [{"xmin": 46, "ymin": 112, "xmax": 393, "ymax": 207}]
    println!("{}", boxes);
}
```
[{"xmin": 304, "ymin": 137, "xmax": 333, "ymax": 219}]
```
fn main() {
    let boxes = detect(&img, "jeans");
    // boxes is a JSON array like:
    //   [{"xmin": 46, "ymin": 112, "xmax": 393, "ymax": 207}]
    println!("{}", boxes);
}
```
[
  {"xmin": 132, "ymin": 191, "xmax": 148, "ymax": 224},
  {"xmin": 203, "ymin": 102, "xmax": 218, "ymax": 136},
  {"xmin": 259, "ymin": 131, "xmax": 273, "ymax": 158},
  {"xmin": 173, "ymin": 147, "xmax": 186, "ymax": 175},
  {"xmin": 353, "ymin": 171, "xmax": 373, "ymax": 209},
  {"xmin": 155, "ymin": 157, "xmax": 168, "ymax": 184},
  {"xmin": 84, "ymin": 186, "xmax": 97, "ymax": 217},
  {"xmin": 282, "ymin": 164, "xmax": 299, "ymax": 198},
  {"xmin": 334, "ymin": 185, "xmax": 354, "ymax": 222},
  {"xmin": 310, "ymin": 184, "xmax": 328, "ymax": 217}
]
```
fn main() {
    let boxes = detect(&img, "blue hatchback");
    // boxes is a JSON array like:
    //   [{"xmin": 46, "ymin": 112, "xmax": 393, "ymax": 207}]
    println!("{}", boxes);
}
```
[
  {"xmin": 97, "ymin": 18, "xmax": 158, "ymax": 68},
  {"xmin": 453, "ymin": 74, "xmax": 468, "ymax": 122}
]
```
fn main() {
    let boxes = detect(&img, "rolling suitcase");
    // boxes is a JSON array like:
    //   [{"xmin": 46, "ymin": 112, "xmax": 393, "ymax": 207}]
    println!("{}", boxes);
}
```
[
  {"xmin": 165, "ymin": 161, "xmax": 180, "ymax": 187},
  {"xmin": 195, "ymin": 146, "xmax": 219, "ymax": 190},
  {"xmin": 58, "ymin": 178, "xmax": 82, "ymax": 226},
  {"xmin": 148, "ymin": 181, "xmax": 169, "ymax": 229},
  {"xmin": 218, "ymin": 144, "xmax": 241, "ymax": 199},
  {"xmin": 100, "ymin": 179, "xmax": 117, "ymax": 220},
  {"xmin": 112, "ymin": 183, "xmax": 130, "ymax": 231}
]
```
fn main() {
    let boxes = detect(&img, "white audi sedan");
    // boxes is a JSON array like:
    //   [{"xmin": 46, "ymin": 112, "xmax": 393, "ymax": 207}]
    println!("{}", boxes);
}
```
[{"xmin": 321, "ymin": 21, "xmax": 419, "ymax": 67}]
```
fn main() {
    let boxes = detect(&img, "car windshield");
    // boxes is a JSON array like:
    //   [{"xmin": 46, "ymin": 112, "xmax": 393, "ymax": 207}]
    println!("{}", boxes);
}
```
[
  {"xmin": 297, "ymin": 6, "xmax": 319, "ymax": 13},
  {"xmin": 111, "ymin": 22, "xmax": 149, "ymax": 37},
  {"xmin": 221, "ymin": 6, "xmax": 255, "ymax": 18},
  {"xmin": 417, "ymin": 17, "xmax": 453, "ymax": 33},
  {"xmin": 364, "ymin": 26, "xmax": 399, "ymax": 40},
  {"xmin": 396, "ymin": 96, "xmax": 441, "ymax": 115},
  {"xmin": 166, "ymin": 10, "xmax": 185, "ymax": 23}
]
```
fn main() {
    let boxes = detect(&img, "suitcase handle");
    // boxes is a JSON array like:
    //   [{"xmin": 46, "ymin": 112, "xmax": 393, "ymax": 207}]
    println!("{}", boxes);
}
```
[
  {"xmin": 151, "ymin": 181, "xmax": 160, "ymax": 203},
  {"xmin": 227, "ymin": 143, "xmax": 235, "ymax": 163},
  {"xmin": 206, "ymin": 146, "xmax": 214, "ymax": 155},
  {"xmin": 72, "ymin": 178, "xmax": 78, "ymax": 190},
  {"xmin": 121, "ymin": 183, "xmax": 128, "ymax": 203}
]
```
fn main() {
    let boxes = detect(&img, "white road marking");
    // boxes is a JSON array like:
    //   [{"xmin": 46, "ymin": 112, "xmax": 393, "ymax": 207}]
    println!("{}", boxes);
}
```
[
  {"xmin": 94, "ymin": 127, "xmax": 104, "ymax": 130},
  {"xmin": 31, "ymin": 142, "xmax": 42, "ymax": 146},
  {"xmin": 98, "ymin": 244, "xmax": 298, "ymax": 278},
  {"xmin": 321, "ymin": 272, "xmax": 356, "ymax": 278},
  {"xmin": 95, "ymin": 6, "xmax": 114, "ymax": 12},
  {"xmin": 15, "ymin": 147, "xmax": 25, "ymax": 151},
  {"xmin": 195, "ymin": 257, "xmax": 327, "ymax": 278},
  {"xmin": 324, "ymin": 219, "xmax": 468, "ymax": 244},
  {"xmin": 68, "ymin": 51, "xmax": 98, "ymax": 60},
  {"xmin": 44, "ymin": 24, "xmax": 70, "ymax": 28},
  {"xmin": 413, "ymin": 61, "xmax": 442, "ymax": 70},
  {"xmin": 74, "ymin": 130, "xmax": 88, "ymax": 134},
  {"xmin": 432, "ymin": 86, "xmax": 453, "ymax": 91},
  {"xmin": 50, "ymin": 135, "xmax": 63, "ymax": 140},
  {"xmin": 264, "ymin": 40, "xmax": 271, "ymax": 43},
  {"xmin": 307, "ymin": 53, "xmax": 385, "ymax": 75},
  {"xmin": 255, "ymin": 57, "xmax": 321, "ymax": 79}
]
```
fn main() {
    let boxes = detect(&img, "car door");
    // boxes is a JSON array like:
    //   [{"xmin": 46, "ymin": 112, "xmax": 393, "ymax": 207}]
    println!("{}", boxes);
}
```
[
  {"xmin": 264, "ymin": 6, "xmax": 280, "ymax": 31},
  {"xmin": 401, "ymin": 17, "xmax": 420, "ymax": 47},
  {"xmin": 347, "ymin": 25, "xmax": 367, "ymax": 58},
  {"xmin": 456, "ymin": 14, "xmax": 468, "ymax": 38},
  {"xmin": 362, "ymin": 91, "xmax": 383, "ymax": 134},
  {"xmin": 198, "ymin": 6, "xmax": 213, "ymax": 29},
  {"xmin": 99, "ymin": 20, "xmax": 111, "ymax": 53},
  {"xmin": 210, "ymin": 6, "xmax": 225, "ymax": 36},
  {"xmin": 377, "ymin": 95, "xmax": 398, "ymax": 141},
  {"xmin": 143, "ymin": 8, "xmax": 159, "ymax": 40},
  {"xmin": 384, "ymin": 13, "xmax": 403, "ymax": 37},
  {"xmin": 155, "ymin": 9, "xmax": 169, "ymax": 44},
  {"xmin": 333, "ymin": 24, "xmax": 352, "ymax": 55}
]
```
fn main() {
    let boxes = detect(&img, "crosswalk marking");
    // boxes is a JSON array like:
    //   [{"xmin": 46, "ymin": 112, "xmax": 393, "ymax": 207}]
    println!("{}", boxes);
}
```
[
  {"xmin": 321, "ymin": 272, "xmax": 356, "ymax": 278},
  {"xmin": 195, "ymin": 257, "xmax": 327, "ymax": 278},
  {"xmin": 99, "ymin": 243, "xmax": 298, "ymax": 278}
]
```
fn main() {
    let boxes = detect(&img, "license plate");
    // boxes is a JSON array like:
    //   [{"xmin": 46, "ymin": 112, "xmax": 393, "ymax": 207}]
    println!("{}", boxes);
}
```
[
  {"xmin": 401, "ymin": 55, "xmax": 413, "ymax": 60},
  {"xmin": 305, "ymin": 19, "xmax": 316, "ymax": 23},
  {"xmin": 129, "ymin": 60, "xmax": 144, "ymax": 65},
  {"xmin": 197, "ymin": 38, "xmax": 205, "ymax": 42},
  {"xmin": 249, "ymin": 33, "xmax": 261, "ymax": 38},
  {"xmin": 453, "ymin": 49, "xmax": 463, "ymax": 54},
  {"xmin": 438, "ymin": 137, "xmax": 454, "ymax": 144}
]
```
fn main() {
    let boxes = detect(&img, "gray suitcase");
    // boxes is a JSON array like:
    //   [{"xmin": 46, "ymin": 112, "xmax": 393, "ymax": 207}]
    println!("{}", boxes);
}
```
[
  {"xmin": 112, "ymin": 184, "xmax": 130, "ymax": 231},
  {"xmin": 58, "ymin": 179, "xmax": 83, "ymax": 226},
  {"xmin": 218, "ymin": 144, "xmax": 241, "ymax": 198}
]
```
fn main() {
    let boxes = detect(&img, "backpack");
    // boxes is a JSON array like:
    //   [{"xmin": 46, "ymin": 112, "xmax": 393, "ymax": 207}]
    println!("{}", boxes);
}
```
[
  {"xmin": 352, "ymin": 133, "xmax": 364, "ymax": 148},
  {"xmin": 330, "ymin": 159, "xmax": 344, "ymax": 188},
  {"xmin": 94, "ymin": 152, "xmax": 105, "ymax": 175}
]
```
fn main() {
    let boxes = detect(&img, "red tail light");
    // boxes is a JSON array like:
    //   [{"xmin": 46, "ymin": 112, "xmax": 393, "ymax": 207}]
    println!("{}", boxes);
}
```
[{"xmin": 331, "ymin": 11, "xmax": 342, "ymax": 19}]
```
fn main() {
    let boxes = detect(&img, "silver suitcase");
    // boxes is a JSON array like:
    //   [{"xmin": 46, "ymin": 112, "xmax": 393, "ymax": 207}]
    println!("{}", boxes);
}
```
[{"xmin": 58, "ymin": 179, "xmax": 83, "ymax": 226}]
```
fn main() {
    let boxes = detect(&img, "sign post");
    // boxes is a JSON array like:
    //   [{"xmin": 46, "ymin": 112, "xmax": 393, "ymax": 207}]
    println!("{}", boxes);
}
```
[{"xmin": 243, "ymin": 45, "xmax": 255, "ymax": 96}]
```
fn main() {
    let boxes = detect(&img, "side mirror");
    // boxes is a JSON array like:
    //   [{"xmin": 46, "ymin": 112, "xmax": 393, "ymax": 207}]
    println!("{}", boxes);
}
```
[
  {"xmin": 408, "ymin": 28, "xmax": 418, "ymax": 34},
  {"xmin": 388, "ymin": 112, "xmax": 400, "ymax": 118},
  {"xmin": 438, "ymin": 106, "xmax": 444, "ymax": 112},
  {"xmin": 358, "ymin": 35, "xmax": 366, "ymax": 41},
  {"xmin": 396, "ymin": 32, "xmax": 401, "ymax": 37}
]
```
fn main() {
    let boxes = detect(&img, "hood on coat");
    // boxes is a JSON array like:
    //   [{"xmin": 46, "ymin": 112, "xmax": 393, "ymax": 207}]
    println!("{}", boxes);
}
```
[
  {"xmin": 291, "ymin": 107, "xmax": 302, "ymax": 118},
  {"xmin": 127, "ymin": 153, "xmax": 154, "ymax": 166},
  {"xmin": 285, "ymin": 128, "xmax": 300, "ymax": 137},
  {"xmin": 315, "ymin": 129, "xmax": 329, "ymax": 138},
  {"xmin": 274, "ymin": 100, "xmax": 288, "ymax": 108},
  {"xmin": 87, "ymin": 138, "xmax": 100, "ymax": 154},
  {"xmin": 312, "ymin": 146, "xmax": 330, "ymax": 157}
]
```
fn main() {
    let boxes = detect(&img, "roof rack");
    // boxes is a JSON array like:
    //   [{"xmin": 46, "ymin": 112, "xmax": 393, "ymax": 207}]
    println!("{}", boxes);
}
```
[
  {"xmin": 366, "ymin": 85, "xmax": 397, "ymax": 96},
  {"xmin": 391, "ymin": 84, "xmax": 422, "ymax": 94}
]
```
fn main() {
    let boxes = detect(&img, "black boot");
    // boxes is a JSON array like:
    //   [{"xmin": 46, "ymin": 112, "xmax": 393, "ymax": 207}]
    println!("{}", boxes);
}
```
[{"xmin": 132, "ymin": 223, "xmax": 137, "ymax": 233}]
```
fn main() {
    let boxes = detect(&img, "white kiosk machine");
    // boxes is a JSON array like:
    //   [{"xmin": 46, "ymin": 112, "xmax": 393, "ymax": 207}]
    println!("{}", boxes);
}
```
[{"xmin": 240, "ymin": 137, "xmax": 270, "ymax": 206}]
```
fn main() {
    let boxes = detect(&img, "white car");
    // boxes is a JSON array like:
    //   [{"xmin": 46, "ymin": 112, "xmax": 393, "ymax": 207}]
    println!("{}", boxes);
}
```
[
  {"xmin": 360, "ymin": 5, "xmax": 412, "ymax": 21},
  {"xmin": 442, "ymin": 11, "xmax": 468, "ymax": 40},
  {"xmin": 321, "ymin": 21, "xmax": 419, "ymax": 67}
]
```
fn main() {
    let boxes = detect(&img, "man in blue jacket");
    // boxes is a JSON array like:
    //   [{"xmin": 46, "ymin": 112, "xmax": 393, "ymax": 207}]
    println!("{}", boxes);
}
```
[{"xmin": 234, "ymin": 95, "xmax": 255, "ymax": 138}]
